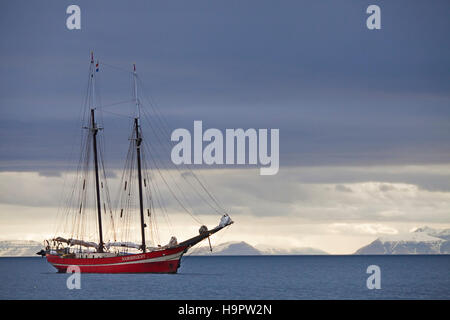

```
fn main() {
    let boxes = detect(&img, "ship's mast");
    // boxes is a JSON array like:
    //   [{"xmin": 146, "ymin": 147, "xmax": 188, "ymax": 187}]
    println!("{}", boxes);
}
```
[
  {"xmin": 90, "ymin": 52, "xmax": 104, "ymax": 253},
  {"xmin": 133, "ymin": 64, "xmax": 146, "ymax": 252}
]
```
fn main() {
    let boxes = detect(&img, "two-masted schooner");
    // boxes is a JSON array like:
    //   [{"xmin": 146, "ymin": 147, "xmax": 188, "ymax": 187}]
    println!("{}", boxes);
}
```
[{"xmin": 40, "ymin": 53, "xmax": 233, "ymax": 273}]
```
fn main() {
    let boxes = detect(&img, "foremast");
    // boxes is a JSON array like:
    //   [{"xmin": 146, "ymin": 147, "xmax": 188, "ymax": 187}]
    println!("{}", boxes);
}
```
[
  {"xmin": 133, "ymin": 63, "xmax": 147, "ymax": 253},
  {"xmin": 90, "ymin": 52, "xmax": 104, "ymax": 253}
]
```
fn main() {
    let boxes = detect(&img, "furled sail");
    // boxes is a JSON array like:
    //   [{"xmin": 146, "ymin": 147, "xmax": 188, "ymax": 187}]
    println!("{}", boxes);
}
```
[
  {"xmin": 105, "ymin": 241, "xmax": 141, "ymax": 250},
  {"xmin": 53, "ymin": 237, "xmax": 98, "ymax": 249}
]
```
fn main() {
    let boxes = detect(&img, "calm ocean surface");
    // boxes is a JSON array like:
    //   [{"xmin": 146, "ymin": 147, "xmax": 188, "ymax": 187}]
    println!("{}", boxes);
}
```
[{"xmin": 0, "ymin": 256, "xmax": 449, "ymax": 300}]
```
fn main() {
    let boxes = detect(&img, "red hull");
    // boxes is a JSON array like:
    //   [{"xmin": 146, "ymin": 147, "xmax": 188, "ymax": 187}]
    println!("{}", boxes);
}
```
[{"xmin": 46, "ymin": 246, "xmax": 188, "ymax": 273}]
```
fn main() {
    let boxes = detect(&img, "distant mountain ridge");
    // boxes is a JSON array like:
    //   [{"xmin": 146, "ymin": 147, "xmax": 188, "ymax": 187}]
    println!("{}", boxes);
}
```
[
  {"xmin": 191, "ymin": 241, "xmax": 261, "ymax": 255},
  {"xmin": 354, "ymin": 226, "xmax": 450, "ymax": 255},
  {"xmin": 191, "ymin": 241, "xmax": 328, "ymax": 255},
  {"xmin": 0, "ymin": 240, "xmax": 328, "ymax": 256},
  {"xmin": 0, "ymin": 240, "xmax": 43, "ymax": 257}
]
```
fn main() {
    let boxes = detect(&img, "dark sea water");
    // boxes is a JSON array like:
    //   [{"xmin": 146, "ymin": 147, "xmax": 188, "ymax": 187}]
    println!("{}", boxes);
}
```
[{"xmin": 0, "ymin": 255, "xmax": 449, "ymax": 300}]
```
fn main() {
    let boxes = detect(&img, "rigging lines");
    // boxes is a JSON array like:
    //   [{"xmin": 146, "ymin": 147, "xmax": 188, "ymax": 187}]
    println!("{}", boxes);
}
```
[{"xmin": 54, "ymin": 59, "xmax": 231, "ymax": 253}]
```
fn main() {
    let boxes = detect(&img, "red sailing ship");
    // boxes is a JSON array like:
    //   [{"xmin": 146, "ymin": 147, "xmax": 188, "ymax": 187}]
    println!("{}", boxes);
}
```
[{"xmin": 39, "ymin": 53, "xmax": 233, "ymax": 273}]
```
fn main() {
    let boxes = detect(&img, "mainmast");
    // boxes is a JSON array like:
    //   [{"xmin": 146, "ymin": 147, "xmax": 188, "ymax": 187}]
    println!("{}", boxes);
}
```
[
  {"xmin": 90, "ymin": 52, "xmax": 104, "ymax": 253},
  {"xmin": 133, "ymin": 63, "xmax": 146, "ymax": 252}
]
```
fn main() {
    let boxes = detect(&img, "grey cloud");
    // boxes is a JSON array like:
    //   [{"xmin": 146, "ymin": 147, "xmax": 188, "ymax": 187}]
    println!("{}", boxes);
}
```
[
  {"xmin": 1, "ymin": 166, "xmax": 450, "ymax": 226},
  {"xmin": 0, "ymin": 1, "xmax": 449, "ymax": 171},
  {"xmin": 379, "ymin": 184, "xmax": 395, "ymax": 192},
  {"xmin": 335, "ymin": 184, "xmax": 353, "ymax": 193},
  {"xmin": 38, "ymin": 171, "xmax": 62, "ymax": 178},
  {"xmin": 288, "ymin": 166, "xmax": 450, "ymax": 192}
]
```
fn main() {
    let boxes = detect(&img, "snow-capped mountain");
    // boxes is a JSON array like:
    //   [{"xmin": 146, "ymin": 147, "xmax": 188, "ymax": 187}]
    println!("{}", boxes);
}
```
[
  {"xmin": 413, "ymin": 226, "xmax": 450, "ymax": 241},
  {"xmin": 354, "ymin": 226, "xmax": 450, "ymax": 254},
  {"xmin": 191, "ymin": 241, "xmax": 328, "ymax": 255},
  {"xmin": 0, "ymin": 240, "xmax": 43, "ymax": 257}
]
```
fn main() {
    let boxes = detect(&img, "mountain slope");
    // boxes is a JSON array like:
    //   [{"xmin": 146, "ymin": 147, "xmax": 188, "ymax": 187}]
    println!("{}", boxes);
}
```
[{"xmin": 354, "ymin": 227, "xmax": 450, "ymax": 254}]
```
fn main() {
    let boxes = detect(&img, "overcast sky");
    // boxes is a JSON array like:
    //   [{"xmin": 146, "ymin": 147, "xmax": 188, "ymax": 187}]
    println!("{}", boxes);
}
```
[{"xmin": 0, "ymin": 1, "xmax": 449, "ymax": 253}]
